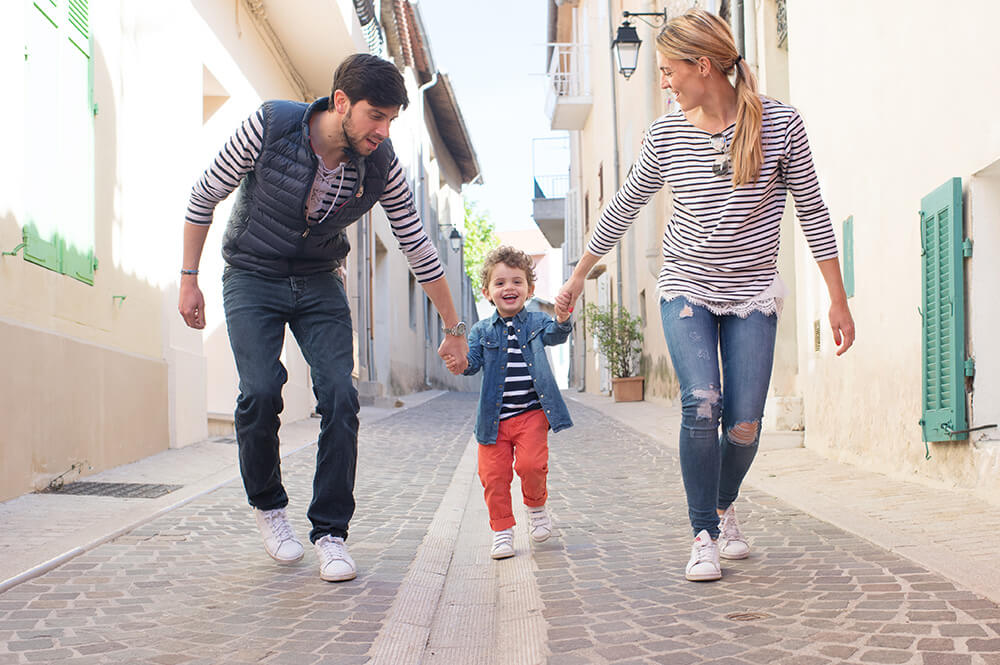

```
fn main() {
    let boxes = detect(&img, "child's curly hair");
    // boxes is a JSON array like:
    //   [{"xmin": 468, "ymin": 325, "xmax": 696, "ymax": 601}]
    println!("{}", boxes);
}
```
[{"xmin": 480, "ymin": 245, "xmax": 536, "ymax": 292}]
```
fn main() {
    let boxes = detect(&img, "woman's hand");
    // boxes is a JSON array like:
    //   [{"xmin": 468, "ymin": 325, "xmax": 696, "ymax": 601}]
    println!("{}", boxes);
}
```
[
  {"xmin": 557, "ymin": 274, "xmax": 585, "ymax": 315},
  {"xmin": 829, "ymin": 299, "xmax": 855, "ymax": 355}
]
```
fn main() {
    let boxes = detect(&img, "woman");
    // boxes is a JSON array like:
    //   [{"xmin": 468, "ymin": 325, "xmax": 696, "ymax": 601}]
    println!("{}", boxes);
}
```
[{"xmin": 557, "ymin": 9, "xmax": 854, "ymax": 582}]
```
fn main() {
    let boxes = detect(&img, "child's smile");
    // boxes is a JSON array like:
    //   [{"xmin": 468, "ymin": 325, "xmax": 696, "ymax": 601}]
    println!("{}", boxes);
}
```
[{"xmin": 484, "ymin": 262, "xmax": 534, "ymax": 317}]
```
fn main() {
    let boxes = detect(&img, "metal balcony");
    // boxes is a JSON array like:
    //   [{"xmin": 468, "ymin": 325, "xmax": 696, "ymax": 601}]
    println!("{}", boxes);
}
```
[{"xmin": 544, "ymin": 43, "xmax": 592, "ymax": 130}]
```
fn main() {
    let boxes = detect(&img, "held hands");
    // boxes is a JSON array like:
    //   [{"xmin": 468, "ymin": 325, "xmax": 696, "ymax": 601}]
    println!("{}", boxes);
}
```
[
  {"xmin": 556, "ymin": 275, "xmax": 584, "ymax": 319},
  {"xmin": 554, "ymin": 297, "xmax": 571, "ymax": 323},
  {"xmin": 830, "ymin": 300, "xmax": 855, "ymax": 356},
  {"xmin": 438, "ymin": 335, "xmax": 468, "ymax": 375}
]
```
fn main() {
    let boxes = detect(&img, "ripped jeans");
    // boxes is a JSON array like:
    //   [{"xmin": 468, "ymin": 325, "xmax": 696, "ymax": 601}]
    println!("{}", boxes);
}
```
[{"xmin": 659, "ymin": 297, "xmax": 777, "ymax": 538}]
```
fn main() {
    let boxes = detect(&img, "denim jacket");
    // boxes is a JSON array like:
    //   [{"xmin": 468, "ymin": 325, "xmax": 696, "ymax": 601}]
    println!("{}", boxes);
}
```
[{"xmin": 464, "ymin": 308, "xmax": 573, "ymax": 445}]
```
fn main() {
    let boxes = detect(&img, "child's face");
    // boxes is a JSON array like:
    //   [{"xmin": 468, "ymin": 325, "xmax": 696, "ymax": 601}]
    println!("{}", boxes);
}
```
[{"xmin": 482, "ymin": 262, "xmax": 534, "ymax": 318}]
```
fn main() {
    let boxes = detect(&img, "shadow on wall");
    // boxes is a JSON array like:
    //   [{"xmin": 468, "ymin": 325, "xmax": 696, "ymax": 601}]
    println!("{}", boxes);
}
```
[{"xmin": 0, "ymin": 42, "xmax": 172, "ymax": 503}]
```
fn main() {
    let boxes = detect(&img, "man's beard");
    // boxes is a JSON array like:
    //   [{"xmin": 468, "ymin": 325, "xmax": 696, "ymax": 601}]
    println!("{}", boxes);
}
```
[{"xmin": 341, "ymin": 108, "xmax": 369, "ymax": 155}]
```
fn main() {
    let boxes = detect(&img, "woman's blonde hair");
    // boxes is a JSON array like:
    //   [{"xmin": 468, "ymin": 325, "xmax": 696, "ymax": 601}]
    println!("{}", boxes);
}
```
[{"xmin": 656, "ymin": 9, "xmax": 763, "ymax": 187}]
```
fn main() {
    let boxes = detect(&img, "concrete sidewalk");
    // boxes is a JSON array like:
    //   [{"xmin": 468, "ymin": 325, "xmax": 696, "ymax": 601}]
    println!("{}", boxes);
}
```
[{"xmin": 566, "ymin": 390, "xmax": 1000, "ymax": 608}]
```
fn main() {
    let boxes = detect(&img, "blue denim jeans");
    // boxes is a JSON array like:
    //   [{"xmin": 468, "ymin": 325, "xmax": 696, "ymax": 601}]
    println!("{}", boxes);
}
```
[
  {"xmin": 223, "ymin": 266, "xmax": 359, "ymax": 543},
  {"xmin": 659, "ymin": 297, "xmax": 777, "ymax": 538}
]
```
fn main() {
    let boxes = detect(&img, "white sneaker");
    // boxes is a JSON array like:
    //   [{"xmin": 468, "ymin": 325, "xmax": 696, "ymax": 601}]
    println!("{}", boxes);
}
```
[
  {"xmin": 314, "ymin": 534, "xmax": 357, "ymax": 582},
  {"xmin": 491, "ymin": 528, "xmax": 514, "ymax": 559},
  {"xmin": 685, "ymin": 529, "xmax": 722, "ymax": 581},
  {"xmin": 253, "ymin": 507, "xmax": 304, "ymax": 563},
  {"xmin": 718, "ymin": 505, "xmax": 750, "ymax": 560},
  {"xmin": 526, "ymin": 505, "xmax": 552, "ymax": 543}
]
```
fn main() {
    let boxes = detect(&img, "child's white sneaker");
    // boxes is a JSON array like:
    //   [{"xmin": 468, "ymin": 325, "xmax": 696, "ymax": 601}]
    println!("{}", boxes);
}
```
[
  {"xmin": 491, "ymin": 528, "xmax": 514, "ymax": 559},
  {"xmin": 526, "ymin": 505, "xmax": 552, "ymax": 542},
  {"xmin": 685, "ymin": 529, "xmax": 722, "ymax": 582},
  {"xmin": 314, "ymin": 534, "xmax": 357, "ymax": 582},
  {"xmin": 718, "ymin": 505, "xmax": 750, "ymax": 560}
]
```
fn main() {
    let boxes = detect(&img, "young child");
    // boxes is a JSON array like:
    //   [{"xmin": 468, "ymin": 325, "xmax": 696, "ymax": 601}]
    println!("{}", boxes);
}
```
[{"xmin": 444, "ymin": 246, "xmax": 573, "ymax": 559}]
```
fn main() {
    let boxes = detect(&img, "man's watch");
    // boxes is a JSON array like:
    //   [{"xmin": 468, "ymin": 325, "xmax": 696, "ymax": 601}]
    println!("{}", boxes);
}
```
[{"xmin": 442, "ymin": 321, "xmax": 467, "ymax": 337}]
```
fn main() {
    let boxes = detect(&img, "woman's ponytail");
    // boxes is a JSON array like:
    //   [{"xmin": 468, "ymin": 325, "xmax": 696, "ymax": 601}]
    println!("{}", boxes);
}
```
[{"xmin": 730, "ymin": 58, "xmax": 764, "ymax": 187}]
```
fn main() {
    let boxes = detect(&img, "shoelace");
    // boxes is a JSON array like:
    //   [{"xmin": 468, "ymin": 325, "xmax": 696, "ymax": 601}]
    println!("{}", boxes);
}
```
[
  {"xmin": 265, "ymin": 510, "xmax": 296, "ymax": 543},
  {"xmin": 493, "ymin": 531, "xmax": 513, "ymax": 549},
  {"xmin": 720, "ymin": 512, "xmax": 743, "ymax": 541},
  {"xmin": 693, "ymin": 538, "xmax": 717, "ymax": 564},
  {"xmin": 317, "ymin": 537, "xmax": 347, "ymax": 562}
]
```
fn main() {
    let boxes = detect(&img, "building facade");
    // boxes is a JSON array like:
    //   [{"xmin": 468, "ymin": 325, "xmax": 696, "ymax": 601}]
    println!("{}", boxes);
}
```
[
  {"xmin": 544, "ymin": 0, "xmax": 1000, "ymax": 499},
  {"xmin": 0, "ymin": 0, "xmax": 479, "ymax": 502}
]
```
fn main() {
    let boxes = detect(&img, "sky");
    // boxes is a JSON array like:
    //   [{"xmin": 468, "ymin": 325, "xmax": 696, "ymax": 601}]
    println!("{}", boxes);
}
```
[{"xmin": 413, "ymin": 0, "xmax": 567, "ymax": 233}]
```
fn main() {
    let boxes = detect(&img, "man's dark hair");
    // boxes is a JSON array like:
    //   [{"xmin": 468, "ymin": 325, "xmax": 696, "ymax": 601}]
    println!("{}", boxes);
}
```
[{"xmin": 330, "ymin": 54, "xmax": 409, "ymax": 110}]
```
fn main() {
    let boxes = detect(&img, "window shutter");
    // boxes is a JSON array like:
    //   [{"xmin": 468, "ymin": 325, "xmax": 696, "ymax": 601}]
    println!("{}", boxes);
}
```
[
  {"xmin": 22, "ymin": 0, "xmax": 96, "ymax": 285},
  {"xmin": 920, "ymin": 177, "xmax": 968, "ymax": 442},
  {"xmin": 842, "ymin": 216, "xmax": 855, "ymax": 298}
]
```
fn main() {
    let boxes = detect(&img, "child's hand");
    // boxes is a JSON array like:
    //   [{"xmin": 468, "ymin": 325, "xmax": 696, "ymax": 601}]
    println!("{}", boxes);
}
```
[
  {"xmin": 443, "ymin": 353, "xmax": 460, "ymax": 374},
  {"xmin": 554, "ymin": 300, "xmax": 571, "ymax": 323}
]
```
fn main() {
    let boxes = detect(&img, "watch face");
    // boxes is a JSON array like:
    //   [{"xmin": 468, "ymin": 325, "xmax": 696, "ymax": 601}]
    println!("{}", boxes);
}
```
[{"xmin": 456, "ymin": 322, "xmax": 466, "ymax": 335}]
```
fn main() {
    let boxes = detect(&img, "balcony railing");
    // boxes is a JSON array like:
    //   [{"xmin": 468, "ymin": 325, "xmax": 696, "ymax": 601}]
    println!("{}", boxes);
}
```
[{"xmin": 545, "ymin": 43, "xmax": 592, "ymax": 130}]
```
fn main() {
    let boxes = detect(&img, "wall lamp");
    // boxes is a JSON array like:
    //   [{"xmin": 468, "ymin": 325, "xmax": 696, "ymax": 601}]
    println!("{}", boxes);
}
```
[
  {"xmin": 612, "ymin": 10, "xmax": 668, "ymax": 79},
  {"xmin": 440, "ymin": 224, "xmax": 463, "ymax": 252}
]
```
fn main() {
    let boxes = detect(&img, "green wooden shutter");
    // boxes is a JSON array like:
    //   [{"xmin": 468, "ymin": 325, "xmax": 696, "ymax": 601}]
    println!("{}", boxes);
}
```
[
  {"xmin": 920, "ymin": 177, "xmax": 968, "ymax": 442},
  {"xmin": 842, "ymin": 216, "xmax": 855, "ymax": 298},
  {"xmin": 22, "ymin": 0, "xmax": 97, "ymax": 285}
]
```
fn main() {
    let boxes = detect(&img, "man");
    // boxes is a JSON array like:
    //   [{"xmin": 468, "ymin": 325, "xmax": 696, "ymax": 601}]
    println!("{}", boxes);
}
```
[{"xmin": 178, "ymin": 54, "xmax": 469, "ymax": 582}]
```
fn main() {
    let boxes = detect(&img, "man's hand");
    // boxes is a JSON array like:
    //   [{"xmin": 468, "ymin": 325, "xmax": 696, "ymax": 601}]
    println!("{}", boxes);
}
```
[
  {"xmin": 179, "ymin": 280, "xmax": 206, "ymax": 329},
  {"xmin": 439, "ymin": 335, "xmax": 468, "ymax": 374}
]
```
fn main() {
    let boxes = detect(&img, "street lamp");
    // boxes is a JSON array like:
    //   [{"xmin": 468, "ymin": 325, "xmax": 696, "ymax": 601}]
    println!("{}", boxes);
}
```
[
  {"xmin": 447, "ymin": 226, "xmax": 462, "ymax": 253},
  {"xmin": 612, "ymin": 10, "xmax": 668, "ymax": 79}
]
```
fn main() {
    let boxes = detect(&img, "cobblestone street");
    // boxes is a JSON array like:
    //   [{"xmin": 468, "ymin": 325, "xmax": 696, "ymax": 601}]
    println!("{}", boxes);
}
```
[{"xmin": 2, "ymin": 392, "xmax": 999, "ymax": 664}]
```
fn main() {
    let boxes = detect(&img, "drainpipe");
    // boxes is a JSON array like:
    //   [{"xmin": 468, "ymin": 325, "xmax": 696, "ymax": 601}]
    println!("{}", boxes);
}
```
[
  {"xmin": 606, "ymin": 0, "xmax": 623, "ymax": 306},
  {"xmin": 416, "ymin": 72, "xmax": 438, "ymax": 387}
]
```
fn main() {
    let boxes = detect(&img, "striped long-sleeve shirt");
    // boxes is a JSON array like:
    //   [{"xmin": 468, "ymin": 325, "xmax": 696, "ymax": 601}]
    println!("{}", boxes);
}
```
[
  {"xmin": 588, "ymin": 97, "xmax": 837, "ymax": 308},
  {"xmin": 185, "ymin": 108, "xmax": 444, "ymax": 283}
]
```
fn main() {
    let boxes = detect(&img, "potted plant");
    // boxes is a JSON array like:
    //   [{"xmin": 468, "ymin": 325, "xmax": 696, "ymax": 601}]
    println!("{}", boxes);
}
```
[{"xmin": 584, "ymin": 303, "xmax": 645, "ymax": 402}]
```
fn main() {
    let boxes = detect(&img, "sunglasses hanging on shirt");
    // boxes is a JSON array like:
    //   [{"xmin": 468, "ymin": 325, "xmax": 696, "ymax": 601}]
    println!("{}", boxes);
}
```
[{"xmin": 709, "ymin": 132, "xmax": 731, "ymax": 177}]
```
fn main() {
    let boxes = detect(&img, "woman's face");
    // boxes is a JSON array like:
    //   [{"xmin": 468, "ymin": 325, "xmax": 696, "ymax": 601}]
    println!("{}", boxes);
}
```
[{"xmin": 657, "ymin": 53, "xmax": 703, "ymax": 110}]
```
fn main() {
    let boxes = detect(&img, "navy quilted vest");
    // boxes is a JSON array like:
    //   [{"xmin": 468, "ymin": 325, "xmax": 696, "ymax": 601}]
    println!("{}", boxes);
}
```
[{"xmin": 222, "ymin": 97, "xmax": 392, "ymax": 276}]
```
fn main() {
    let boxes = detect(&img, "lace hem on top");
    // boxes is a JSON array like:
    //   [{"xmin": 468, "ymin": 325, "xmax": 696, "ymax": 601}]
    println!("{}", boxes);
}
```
[{"xmin": 660, "ymin": 291, "xmax": 784, "ymax": 319}]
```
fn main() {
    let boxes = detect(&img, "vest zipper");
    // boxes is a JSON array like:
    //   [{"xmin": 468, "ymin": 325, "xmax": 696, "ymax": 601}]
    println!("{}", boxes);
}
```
[{"xmin": 302, "ymin": 227, "xmax": 311, "ymax": 238}]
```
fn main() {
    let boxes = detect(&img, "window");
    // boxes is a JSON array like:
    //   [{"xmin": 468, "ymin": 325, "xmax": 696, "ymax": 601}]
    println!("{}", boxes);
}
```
[
  {"xmin": 22, "ymin": 0, "xmax": 97, "ymax": 285},
  {"xmin": 920, "ymin": 177, "xmax": 970, "ymax": 442}
]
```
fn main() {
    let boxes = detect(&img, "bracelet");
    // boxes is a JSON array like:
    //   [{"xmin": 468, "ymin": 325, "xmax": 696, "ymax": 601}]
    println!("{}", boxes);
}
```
[{"xmin": 180, "ymin": 269, "xmax": 199, "ymax": 275}]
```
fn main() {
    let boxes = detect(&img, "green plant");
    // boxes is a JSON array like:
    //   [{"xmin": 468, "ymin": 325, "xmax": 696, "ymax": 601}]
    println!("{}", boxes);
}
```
[
  {"xmin": 584, "ymin": 303, "xmax": 644, "ymax": 378},
  {"xmin": 461, "ymin": 200, "xmax": 499, "ymax": 297}
]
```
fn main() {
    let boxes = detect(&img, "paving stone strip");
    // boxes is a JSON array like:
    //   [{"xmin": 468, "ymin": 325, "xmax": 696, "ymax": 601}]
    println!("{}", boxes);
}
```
[
  {"xmin": 0, "ymin": 392, "xmax": 476, "ymax": 664},
  {"xmin": 534, "ymin": 400, "xmax": 1000, "ymax": 665}
]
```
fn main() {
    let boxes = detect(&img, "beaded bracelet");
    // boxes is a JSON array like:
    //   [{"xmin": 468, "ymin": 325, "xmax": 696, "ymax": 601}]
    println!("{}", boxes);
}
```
[{"xmin": 180, "ymin": 269, "xmax": 199, "ymax": 275}]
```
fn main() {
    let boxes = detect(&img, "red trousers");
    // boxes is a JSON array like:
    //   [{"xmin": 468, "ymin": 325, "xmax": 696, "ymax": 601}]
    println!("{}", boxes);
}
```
[{"xmin": 477, "ymin": 409, "xmax": 550, "ymax": 531}]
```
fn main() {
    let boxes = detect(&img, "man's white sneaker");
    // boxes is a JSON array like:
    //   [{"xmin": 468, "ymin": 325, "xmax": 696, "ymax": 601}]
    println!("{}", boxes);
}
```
[
  {"xmin": 253, "ymin": 507, "xmax": 304, "ymax": 563},
  {"xmin": 685, "ymin": 529, "xmax": 722, "ymax": 581},
  {"xmin": 491, "ymin": 528, "xmax": 514, "ymax": 559},
  {"xmin": 314, "ymin": 534, "xmax": 357, "ymax": 582},
  {"xmin": 526, "ymin": 505, "xmax": 552, "ymax": 543},
  {"xmin": 718, "ymin": 505, "xmax": 750, "ymax": 560}
]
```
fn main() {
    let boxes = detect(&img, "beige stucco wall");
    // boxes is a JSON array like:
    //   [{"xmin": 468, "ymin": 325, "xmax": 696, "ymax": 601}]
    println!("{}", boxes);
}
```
[{"xmin": 784, "ymin": 1, "xmax": 1000, "ymax": 495}]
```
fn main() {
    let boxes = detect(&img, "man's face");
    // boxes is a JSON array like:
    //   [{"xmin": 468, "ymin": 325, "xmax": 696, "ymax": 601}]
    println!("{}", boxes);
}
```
[{"xmin": 341, "ymin": 99, "xmax": 400, "ymax": 155}]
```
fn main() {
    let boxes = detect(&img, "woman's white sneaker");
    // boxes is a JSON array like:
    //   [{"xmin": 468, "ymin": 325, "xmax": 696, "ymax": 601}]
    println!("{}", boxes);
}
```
[
  {"xmin": 718, "ymin": 505, "xmax": 750, "ymax": 560},
  {"xmin": 491, "ymin": 528, "xmax": 514, "ymax": 559},
  {"xmin": 314, "ymin": 534, "xmax": 357, "ymax": 582},
  {"xmin": 685, "ymin": 529, "xmax": 722, "ymax": 581},
  {"xmin": 526, "ymin": 505, "xmax": 552, "ymax": 542},
  {"xmin": 253, "ymin": 507, "xmax": 304, "ymax": 563}
]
